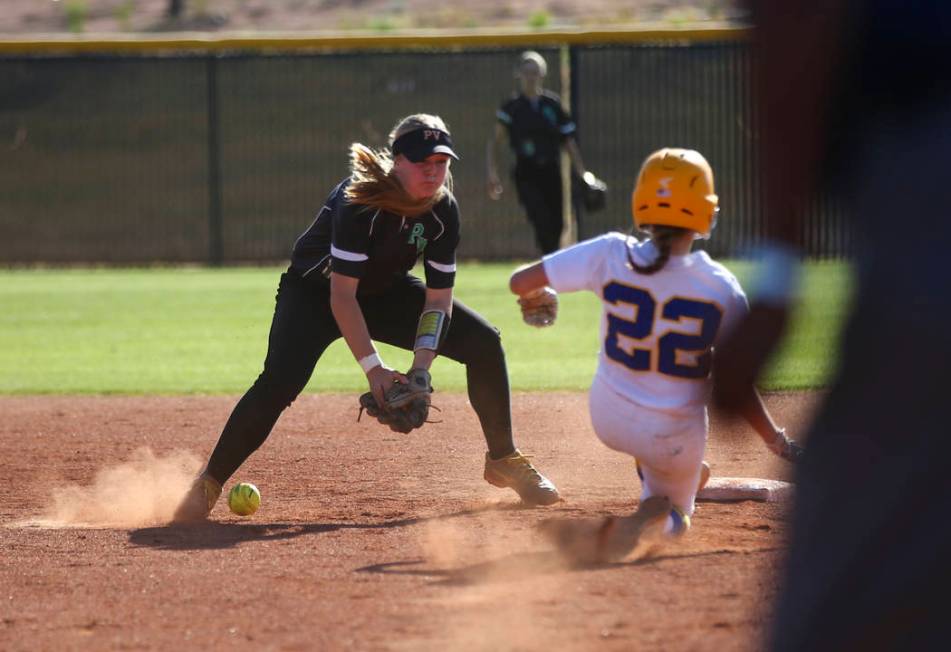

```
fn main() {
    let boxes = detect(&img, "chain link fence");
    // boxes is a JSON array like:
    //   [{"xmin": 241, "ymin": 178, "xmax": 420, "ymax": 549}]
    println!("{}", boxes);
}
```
[{"xmin": 0, "ymin": 31, "xmax": 851, "ymax": 264}]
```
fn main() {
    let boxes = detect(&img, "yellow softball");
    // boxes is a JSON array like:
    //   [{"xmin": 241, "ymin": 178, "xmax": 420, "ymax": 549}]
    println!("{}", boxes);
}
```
[{"xmin": 228, "ymin": 482, "xmax": 261, "ymax": 516}]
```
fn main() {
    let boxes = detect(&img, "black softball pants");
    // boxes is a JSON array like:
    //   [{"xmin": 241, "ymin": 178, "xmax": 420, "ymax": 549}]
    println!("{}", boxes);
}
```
[
  {"xmin": 514, "ymin": 163, "xmax": 563, "ymax": 255},
  {"xmin": 205, "ymin": 268, "xmax": 517, "ymax": 484}
]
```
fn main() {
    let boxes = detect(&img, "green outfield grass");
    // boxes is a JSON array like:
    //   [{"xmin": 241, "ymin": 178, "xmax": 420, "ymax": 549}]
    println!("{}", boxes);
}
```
[{"xmin": 0, "ymin": 261, "xmax": 851, "ymax": 395}]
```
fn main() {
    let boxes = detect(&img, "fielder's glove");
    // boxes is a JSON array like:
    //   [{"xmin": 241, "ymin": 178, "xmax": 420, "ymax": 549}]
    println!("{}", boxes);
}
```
[
  {"xmin": 358, "ymin": 368, "xmax": 433, "ymax": 434},
  {"xmin": 580, "ymin": 171, "xmax": 608, "ymax": 213},
  {"xmin": 768, "ymin": 428, "xmax": 804, "ymax": 463},
  {"xmin": 518, "ymin": 287, "xmax": 558, "ymax": 327}
]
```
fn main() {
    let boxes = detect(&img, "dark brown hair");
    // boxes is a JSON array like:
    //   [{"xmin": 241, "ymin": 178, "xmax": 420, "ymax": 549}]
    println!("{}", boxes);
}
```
[{"xmin": 627, "ymin": 226, "xmax": 689, "ymax": 275}]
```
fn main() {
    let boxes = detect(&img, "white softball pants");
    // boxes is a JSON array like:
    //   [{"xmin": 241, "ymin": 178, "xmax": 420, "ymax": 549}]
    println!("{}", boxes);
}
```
[{"xmin": 588, "ymin": 374, "xmax": 707, "ymax": 516}]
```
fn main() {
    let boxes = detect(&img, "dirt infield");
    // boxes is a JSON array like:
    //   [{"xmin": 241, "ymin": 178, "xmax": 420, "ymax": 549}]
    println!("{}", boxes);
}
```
[{"xmin": 0, "ymin": 391, "xmax": 819, "ymax": 651}]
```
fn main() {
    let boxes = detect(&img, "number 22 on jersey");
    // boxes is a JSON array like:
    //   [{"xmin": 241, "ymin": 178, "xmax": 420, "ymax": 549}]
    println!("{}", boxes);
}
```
[{"xmin": 602, "ymin": 281, "xmax": 723, "ymax": 380}]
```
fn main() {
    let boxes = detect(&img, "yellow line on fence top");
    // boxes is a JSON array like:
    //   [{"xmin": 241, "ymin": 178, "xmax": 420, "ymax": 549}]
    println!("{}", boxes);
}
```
[{"xmin": 0, "ymin": 25, "xmax": 749, "ymax": 54}]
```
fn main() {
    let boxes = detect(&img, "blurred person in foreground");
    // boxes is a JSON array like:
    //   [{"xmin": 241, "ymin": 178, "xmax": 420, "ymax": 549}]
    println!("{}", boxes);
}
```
[{"xmin": 713, "ymin": 2, "xmax": 951, "ymax": 650}]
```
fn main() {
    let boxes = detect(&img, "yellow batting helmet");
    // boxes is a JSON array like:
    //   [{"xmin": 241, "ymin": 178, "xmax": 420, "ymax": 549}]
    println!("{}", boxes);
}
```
[{"xmin": 631, "ymin": 148, "xmax": 719, "ymax": 238}]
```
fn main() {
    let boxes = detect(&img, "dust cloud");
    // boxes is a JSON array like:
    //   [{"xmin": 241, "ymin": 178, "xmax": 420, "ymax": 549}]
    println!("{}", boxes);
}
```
[
  {"xmin": 29, "ymin": 447, "xmax": 200, "ymax": 528},
  {"xmin": 422, "ymin": 510, "xmax": 571, "ymax": 581},
  {"xmin": 418, "ymin": 508, "xmax": 581, "ymax": 650}
]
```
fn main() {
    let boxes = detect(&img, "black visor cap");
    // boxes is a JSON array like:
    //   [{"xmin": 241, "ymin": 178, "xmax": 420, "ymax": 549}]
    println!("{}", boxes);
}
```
[{"xmin": 391, "ymin": 128, "xmax": 460, "ymax": 163}]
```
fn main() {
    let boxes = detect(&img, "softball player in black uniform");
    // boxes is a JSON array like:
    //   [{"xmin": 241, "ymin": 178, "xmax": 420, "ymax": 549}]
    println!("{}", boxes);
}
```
[
  {"xmin": 487, "ymin": 51, "xmax": 590, "ymax": 255},
  {"xmin": 173, "ymin": 114, "xmax": 560, "ymax": 522}
]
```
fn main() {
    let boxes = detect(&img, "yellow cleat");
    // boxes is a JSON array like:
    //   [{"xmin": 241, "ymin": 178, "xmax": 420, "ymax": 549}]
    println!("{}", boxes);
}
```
[
  {"xmin": 484, "ymin": 449, "xmax": 561, "ymax": 506},
  {"xmin": 170, "ymin": 472, "xmax": 222, "ymax": 524}
]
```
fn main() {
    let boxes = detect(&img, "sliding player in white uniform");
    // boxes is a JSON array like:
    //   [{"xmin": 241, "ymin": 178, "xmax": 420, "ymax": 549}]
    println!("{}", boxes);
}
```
[{"xmin": 510, "ymin": 148, "xmax": 803, "ymax": 563}]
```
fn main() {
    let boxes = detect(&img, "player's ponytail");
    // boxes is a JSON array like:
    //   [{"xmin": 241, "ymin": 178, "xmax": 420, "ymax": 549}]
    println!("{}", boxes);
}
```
[
  {"xmin": 345, "ymin": 144, "xmax": 439, "ymax": 216},
  {"xmin": 345, "ymin": 114, "xmax": 452, "ymax": 216},
  {"xmin": 627, "ymin": 226, "xmax": 686, "ymax": 275}
]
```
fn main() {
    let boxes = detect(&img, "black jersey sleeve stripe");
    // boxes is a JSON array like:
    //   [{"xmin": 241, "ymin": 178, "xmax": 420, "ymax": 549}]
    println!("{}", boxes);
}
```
[
  {"xmin": 331, "ymin": 200, "xmax": 373, "ymax": 264},
  {"xmin": 424, "ymin": 268, "xmax": 455, "ymax": 289},
  {"xmin": 426, "ymin": 259, "xmax": 456, "ymax": 274},
  {"xmin": 331, "ymin": 246, "xmax": 367, "ymax": 278},
  {"xmin": 332, "ymin": 259, "xmax": 365, "ymax": 279},
  {"xmin": 330, "ymin": 244, "xmax": 368, "ymax": 262}
]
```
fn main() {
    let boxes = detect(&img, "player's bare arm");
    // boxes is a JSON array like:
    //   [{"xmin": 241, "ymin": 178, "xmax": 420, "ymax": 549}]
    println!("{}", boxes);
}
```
[
  {"xmin": 718, "ymin": 367, "xmax": 804, "ymax": 463},
  {"xmin": 564, "ymin": 138, "xmax": 587, "ymax": 179},
  {"xmin": 330, "ymin": 271, "xmax": 405, "ymax": 406},
  {"xmin": 359, "ymin": 285, "xmax": 453, "ymax": 434},
  {"xmin": 510, "ymin": 262, "xmax": 559, "ymax": 327},
  {"xmin": 509, "ymin": 261, "xmax": 549, "ymax": 296},
  {"xmin": 485, "ymin": 123, "xmax": 506, "ymax": 200}
]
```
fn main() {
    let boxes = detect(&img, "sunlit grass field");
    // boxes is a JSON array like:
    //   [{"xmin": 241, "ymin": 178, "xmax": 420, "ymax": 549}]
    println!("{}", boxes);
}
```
[{"xmin": 0, "ymin": 261, "xmax": 851, "ymax": 394}]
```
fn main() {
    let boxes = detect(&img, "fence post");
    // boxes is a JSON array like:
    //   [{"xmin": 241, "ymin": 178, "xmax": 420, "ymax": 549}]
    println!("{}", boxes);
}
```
[
  {"xmin": 568, "ymin": 44, "xmax": 581, "ymax": 240},
  {"xmin": 558, "ymin": 44, "xmax": 577, "ymax": 248},
  {"xmin": 206, "ymin": 55, "xmax": 224, "ymax": 266}
]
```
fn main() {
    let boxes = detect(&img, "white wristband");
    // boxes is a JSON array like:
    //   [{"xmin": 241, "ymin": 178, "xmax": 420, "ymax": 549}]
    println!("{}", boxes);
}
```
[{"xmin": 358, "ymin": 352, "xmax": 382, "ymax": 374}]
